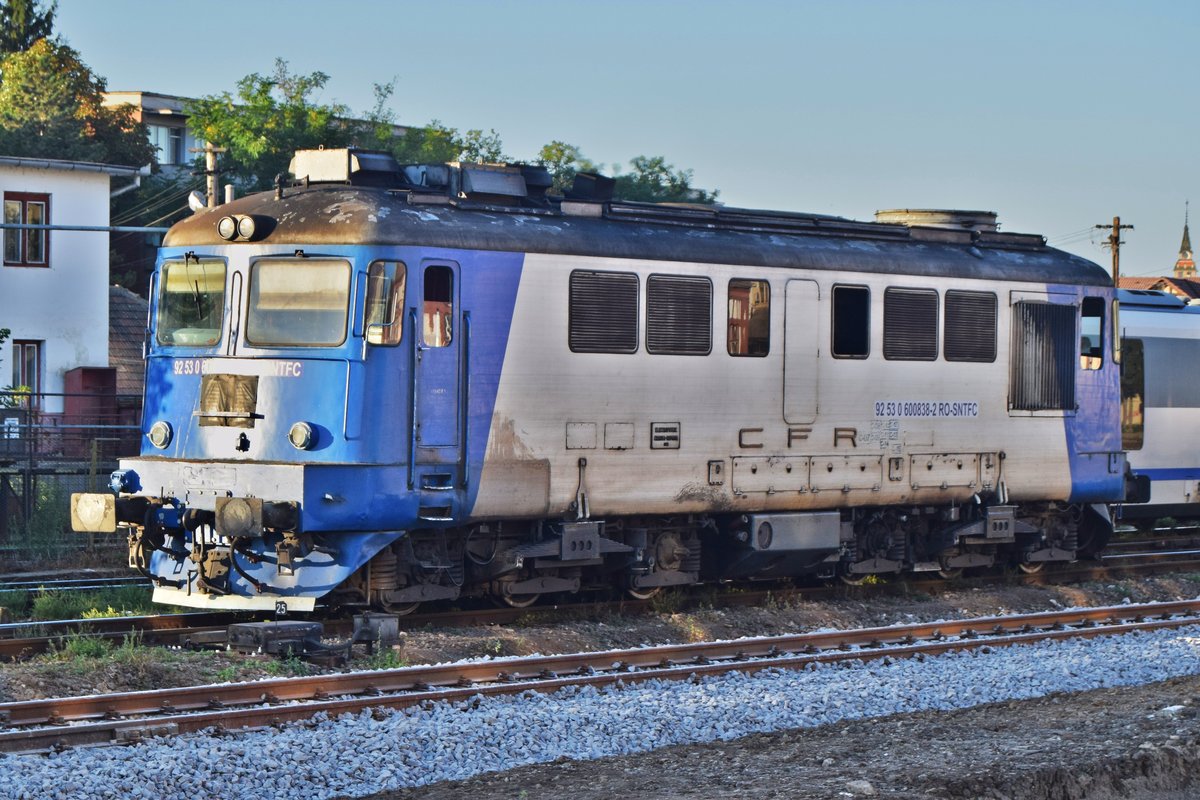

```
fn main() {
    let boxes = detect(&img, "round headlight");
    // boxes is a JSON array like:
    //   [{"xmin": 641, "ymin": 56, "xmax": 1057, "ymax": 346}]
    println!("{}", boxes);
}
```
[
  {"xmin": 288, "ymin": 421, "xmax": 315, "ymax": 450},
  {"xmin": 236, "ymin": 215, "xmax": 257, "ymax": 240},
  {"xmin": 148, "ymin": 420, "xmax": 173, "ymax": 449},
  {"xmin": 217, "ymin": 215, "xmax": 238, "ymax": 240}
]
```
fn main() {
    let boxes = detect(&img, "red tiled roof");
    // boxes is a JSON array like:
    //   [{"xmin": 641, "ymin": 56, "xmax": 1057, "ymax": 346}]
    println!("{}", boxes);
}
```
[{"xmin": 109, "ymin": 285, "xmax": 147, "ymax": 397}]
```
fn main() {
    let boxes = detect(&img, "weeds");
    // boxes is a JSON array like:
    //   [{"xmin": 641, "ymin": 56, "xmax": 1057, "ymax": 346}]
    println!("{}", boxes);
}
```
[
  {"xmin": 30, "ymin": 585, "xmax": 155, "ymax": 621},
  {"xmin": 358, "ymin": 648, "xmax": 408, "ymax": 670},
  {"xmin": 0, "ymin": 588, "xmax": 30, "ymax": 618}
]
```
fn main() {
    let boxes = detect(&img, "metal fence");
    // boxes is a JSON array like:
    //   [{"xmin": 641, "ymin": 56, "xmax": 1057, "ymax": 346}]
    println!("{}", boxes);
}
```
[{"xmin": 0, "ymin": 391, "xmax": 141, "ymax": 565}]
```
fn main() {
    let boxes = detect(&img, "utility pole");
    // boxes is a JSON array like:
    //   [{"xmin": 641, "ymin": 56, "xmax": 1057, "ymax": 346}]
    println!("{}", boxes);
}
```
[
  {"xmin": 1095, "ymin": 216, "xmax": 1134, "ymax": 285},
  {"xmin": 190, "ymin": 141, "xmax": 228, "ymax": 208}
]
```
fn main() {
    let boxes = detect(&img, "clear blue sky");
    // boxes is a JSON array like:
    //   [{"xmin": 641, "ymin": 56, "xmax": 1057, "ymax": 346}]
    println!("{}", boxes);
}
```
[{"xmin": 57, "ymin": 0, "xmax": 1198, "ymax": 277}]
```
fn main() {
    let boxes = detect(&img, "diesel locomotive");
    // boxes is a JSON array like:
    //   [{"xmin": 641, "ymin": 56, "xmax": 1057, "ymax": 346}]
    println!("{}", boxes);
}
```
[{"xmin": 72, "ymin": 148, "xmax": 1132, "ymax": 612}]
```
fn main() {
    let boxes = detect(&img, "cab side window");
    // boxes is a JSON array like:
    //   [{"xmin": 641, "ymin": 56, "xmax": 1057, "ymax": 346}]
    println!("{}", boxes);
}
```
[{"xmin": 365, "ymin": 261, "xmax": 406, "ymax": 346}]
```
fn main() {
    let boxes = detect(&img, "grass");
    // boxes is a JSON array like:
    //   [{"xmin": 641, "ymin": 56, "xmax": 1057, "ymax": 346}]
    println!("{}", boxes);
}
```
[{"xmin": 29, "ymin": 585, "xmax": 155, "ymax": 621}]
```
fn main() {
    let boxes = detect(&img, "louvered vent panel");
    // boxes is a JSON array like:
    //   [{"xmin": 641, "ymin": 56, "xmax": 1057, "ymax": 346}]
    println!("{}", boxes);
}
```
[
  {"xmin": 1010, "ymin": 302, "xmax": 1075, "ymax": 411},
  {"xmin": 569, "ymin": 271, "xmax": 639, "ymax": 353},
  {"xmin": 646, "ymin": 274, "xmax": 712, "ymax": 355},
  {"xmin": 883, "ymin": 288, "xmax": 938, "ymax": 360},
  {"xmin": 944, "ymin": 290, "xmax": 997, "ymax": 362}
]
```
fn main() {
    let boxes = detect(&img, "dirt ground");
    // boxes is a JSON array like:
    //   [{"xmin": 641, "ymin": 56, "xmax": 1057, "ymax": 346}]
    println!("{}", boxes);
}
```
[{"xmin": 4, "ymin": 574, "xmax": 1200, "ymax": 799}]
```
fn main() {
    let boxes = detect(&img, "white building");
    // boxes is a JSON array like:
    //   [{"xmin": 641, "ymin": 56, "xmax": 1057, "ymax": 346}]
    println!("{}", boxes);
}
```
[{"xmin": 0, "ymin": 156, "xmax": 141, "ymax": 413}]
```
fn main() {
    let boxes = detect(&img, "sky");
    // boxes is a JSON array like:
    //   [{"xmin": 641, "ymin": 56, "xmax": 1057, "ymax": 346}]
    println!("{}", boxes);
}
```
[{"xmin": 55, "ymin": 0, "xmax": 1199, "ymax": 277}]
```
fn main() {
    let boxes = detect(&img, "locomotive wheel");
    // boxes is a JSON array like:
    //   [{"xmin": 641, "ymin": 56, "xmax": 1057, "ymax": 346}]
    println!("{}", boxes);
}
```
[
  {"xmin": 500, "ymin": 592, "xmax": 541, "ymax": 609},
  {"xmin": 626, "ymin": 585, "xmax": 662, "ymax": 601},
  {"xmin": 381, "ymin": 600, "xmax": 420, "ymax": 616},
  {"xmin": 937, "ymin": 557, "xmax": 963, "ymax": 580},
  {"xmin": 839, "ymin": 572, "xmax": 869, "ymax": 586},
  {"xmin": 1017, "ymin": 561, "xmax": 1045, "ymax": 574}
]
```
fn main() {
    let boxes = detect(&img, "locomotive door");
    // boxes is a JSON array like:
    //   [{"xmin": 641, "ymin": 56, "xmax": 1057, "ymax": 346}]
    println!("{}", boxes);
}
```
[
  {"xmin": 412, "ymin": 262, "xmax": 462, "ymax": 461},
  {"xmin": 783, "ymin": 279, "xmax": 820, "ymax": 423}
]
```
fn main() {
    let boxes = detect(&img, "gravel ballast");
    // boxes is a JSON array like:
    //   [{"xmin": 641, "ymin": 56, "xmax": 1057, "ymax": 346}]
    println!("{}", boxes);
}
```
[{"xmin": 2, "ymin": 617, "xmax": 1200, "ymax": 800}]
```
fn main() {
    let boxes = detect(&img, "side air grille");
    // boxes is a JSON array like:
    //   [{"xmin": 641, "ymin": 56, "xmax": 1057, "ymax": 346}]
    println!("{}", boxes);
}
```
[
  {"xmin": 568, "ymin": 270, "xmax": 639, "ymax": 353},
  {"xmin": 646, "ymin": 274, "xmax": 712, "ymax": 355},
  {"xmin": 944, "ymin": 290, "xmax": 997, "ymax": 362},
  {"xmin": 883, "ymin": 287, "xmax": 938, "ymax": 360},
  {"xmin": 1010, "ymin": 301, "xmax": 1075, "ymax": 411}
]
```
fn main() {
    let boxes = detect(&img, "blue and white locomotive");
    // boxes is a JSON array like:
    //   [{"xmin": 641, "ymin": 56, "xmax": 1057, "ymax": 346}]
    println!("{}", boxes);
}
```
[{"xmin": 72, "ymin": 148, "xmax": 1131, "ymax": 611}]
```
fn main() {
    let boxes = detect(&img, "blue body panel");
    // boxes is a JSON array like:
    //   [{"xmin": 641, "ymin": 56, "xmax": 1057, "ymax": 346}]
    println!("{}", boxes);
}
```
[{"xmin": 140, "ymin": 243, "xmax": 525, "ymax": 600}]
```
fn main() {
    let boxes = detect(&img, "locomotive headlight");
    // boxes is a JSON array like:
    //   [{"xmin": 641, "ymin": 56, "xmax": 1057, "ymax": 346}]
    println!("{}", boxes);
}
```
[
  {"xmin": 236, "ymin": 214, "xmax": 257, "ymax": 240},
  {"xmin": 148, "ymin": 421, "xmax": 173, "ymax": 449},
  {"xmin": 288, "ymin": 421, "xmax": 315, "ymax": 450},
  {"xmin": 217, "ymin": 215, "xmax": 239, "ymax": 241}
]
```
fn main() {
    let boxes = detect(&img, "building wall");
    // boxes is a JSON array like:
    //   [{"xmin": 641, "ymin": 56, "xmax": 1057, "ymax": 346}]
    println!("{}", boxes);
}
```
[{"xmin": 0, "ymin": 165, "xmax": 112, "ymax": 413}]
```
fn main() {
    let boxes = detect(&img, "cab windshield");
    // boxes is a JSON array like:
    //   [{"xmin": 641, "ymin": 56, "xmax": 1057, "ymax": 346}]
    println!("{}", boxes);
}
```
[
  {"xmin": 246, "ymin": 258, "xmax": 351, "ymax": 346},
  {"xmin": 157, "ymin": 257, "xmax": 226, "ymax": 346}
]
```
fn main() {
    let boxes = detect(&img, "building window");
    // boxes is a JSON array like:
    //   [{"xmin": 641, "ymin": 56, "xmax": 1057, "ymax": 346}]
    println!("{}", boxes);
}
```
[
  {"xmin": 728, "ymin": 279, "xmax": 770, "ymax": 356},
  {"xmin": 4, "ymin": 192, "xmax": 48, "ymax": 267},
  {"xmin": 148, "ymin": 124, "xmax": 185, "ymax": 165},
  {"xmin": 832, "ymin": 285, "xmax": 870, "ymax": 358},
  {"xmin": 883, "ymin": 287, "xmax": 938, "ymax": 360},
  {"xmin": 11, "ymin": 340, "xmax": 41, "ymax": 397},
  {"xmin": 944, "ymin": 290, "xmax": 997, "ymax": 362},
  {"xmin": 646, "ymin": 274, "xmax": 711, "ymax": 355},
  {"xmin": 569, "ymin": 270, "xmax": 639, "ymax": 353}
]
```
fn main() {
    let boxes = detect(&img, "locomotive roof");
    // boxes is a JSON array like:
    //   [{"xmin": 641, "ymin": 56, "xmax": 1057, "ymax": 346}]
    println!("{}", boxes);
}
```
[{"xmin": 163, "ymin": 183, "xmax": 1112, "ymax": 287}]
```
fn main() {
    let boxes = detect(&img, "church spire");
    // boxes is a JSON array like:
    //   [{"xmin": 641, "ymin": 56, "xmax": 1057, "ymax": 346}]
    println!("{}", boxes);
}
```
[{"xmin": 1175, "ymin": 201, "xmax": 1195, "ymax": 279}]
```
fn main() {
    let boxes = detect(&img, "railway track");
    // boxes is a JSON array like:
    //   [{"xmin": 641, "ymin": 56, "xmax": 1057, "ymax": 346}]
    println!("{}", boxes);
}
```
[
  {"xmin": 2, "ymin": 539, "xmax": 1200, "ymax": 662},
  {"xmin": 1, "ymin": 598, "xmax": 1197, "ymax": 754}
]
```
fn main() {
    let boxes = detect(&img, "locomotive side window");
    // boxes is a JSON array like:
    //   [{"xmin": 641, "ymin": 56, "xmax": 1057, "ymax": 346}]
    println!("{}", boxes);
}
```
[
  {"xmin": 883, "ymin": 287, "xmax": 938, "ymax": 360},
  {"xmin": 1080, "ymin": 296, "xmax": 1104, "ymax": 370},
  {"xmin": 646, "ymin": 274, "xmax": 712, "ymax": 355},
  {"xmin": 423, "ymin": 265, "xmax": 453, "ymax": 347},
  {"xmin": 569, "ymin": 270, "xmax": 639, "ymax": 353},
  {"xmin": 1010, "ymin": 301, "xmax": 1075, "ymax": 412},
  {"xmin": 728, "ymin": 279, "xmax": 770, "ymax": 356},
  {"xmin": 944, "ymin": 290, "xmax": 997, "ymax": 362},
  {"xmin": 365, "ymin": 260, "xmax": 406, "ymax": 346},
  {"xmin": 157, "ymin": 257, "xmax": 226, "ymax": 346},
  {"xmin": 246, "ymin": 258, "xmax": 351, "ymax": 347},
  {"xmin": 831, "ymin": 285, "xmax": 870, "ymax": 358},
  {"xmin": 1120, "ymin": 338, "xmax": 1144, "ymax": 450}
]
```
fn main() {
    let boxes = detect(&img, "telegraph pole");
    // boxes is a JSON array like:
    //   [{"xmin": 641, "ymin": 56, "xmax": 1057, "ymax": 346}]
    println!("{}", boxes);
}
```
[
  {"xmin": 1095, "ymin": 216, "xmax": 1134, "ymax": 285},
  {"xmin": 190, "ymin": 141, "xmax": 228, "ymax": 208}
]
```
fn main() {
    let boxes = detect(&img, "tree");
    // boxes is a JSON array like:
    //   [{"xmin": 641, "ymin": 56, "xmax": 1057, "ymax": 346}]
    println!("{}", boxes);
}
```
[
  {"xmin": 613, "ymin": 155, "xmax": 718, "ymax": 204},
  {"xmin": 536, "ymin": 142, "xmax": 717, "ymax": 203},
  {"xmin": 187, "ymin": 59, "xmax": 358, "ymax": 190},
  {"xmin": 0, "ymin": 39, "xmax": 153, "ymax": 166},
  {"xmin": 0, "ymin": 0, "xmax": 55, "ymax": 57}
]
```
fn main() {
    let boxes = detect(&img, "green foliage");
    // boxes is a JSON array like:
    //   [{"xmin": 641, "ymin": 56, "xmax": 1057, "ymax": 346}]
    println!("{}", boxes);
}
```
[
  {"xmin": 536, "ymin": 140, "xmax": 598, "ymax": 194},
  {"xmin": 614, "ymin": 155, "xmax": 718, "ymax": 204},
  {"xmin": 53, "ymin": 631, "xmax": 112, "ymax": 660},
  {"xmin": 0, "ymin": 0, "xmax": 55, "ymax": 57},
  {"xmin": 187, "ymin": 59, "xmax": 358, "ymax": 190},
  {"xmin": 30, "ymin": 584, "xmax": 154, "ymax": 621},
  {"xmin": 261, "ymin": 654, "xmax": 311, "ymax": 677},
  {"xmin": 358, "ymin": 647, "xmax": 408, "ymax": 670},
  {"xmin": 0, "ymin": 39, "xmax": 153, "ymax": 166},
  {"xmin": 0, "ymin": 587, "xmax": 29, "ymax": 617}
]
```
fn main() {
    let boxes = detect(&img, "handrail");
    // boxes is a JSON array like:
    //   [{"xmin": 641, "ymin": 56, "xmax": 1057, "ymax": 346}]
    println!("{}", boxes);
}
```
[
  {"xmin": 407, "ymin": 307, "xmax": 419, "ymax": 490},
  {"xmin": 460, "ymin": 311, "xmax": 471, "ymax": 490}
]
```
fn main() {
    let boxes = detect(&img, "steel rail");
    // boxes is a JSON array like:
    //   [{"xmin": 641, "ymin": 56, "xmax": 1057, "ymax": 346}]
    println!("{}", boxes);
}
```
[{"xmin": 1, "ymin": 599, "xmax": 1198, "ymax": 753}]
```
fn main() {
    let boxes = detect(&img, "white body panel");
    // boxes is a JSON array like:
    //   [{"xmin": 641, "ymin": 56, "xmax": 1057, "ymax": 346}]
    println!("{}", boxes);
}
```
[{"xmin": 473, "ymin": 253, "xmax": 1076, "ymax": 519}]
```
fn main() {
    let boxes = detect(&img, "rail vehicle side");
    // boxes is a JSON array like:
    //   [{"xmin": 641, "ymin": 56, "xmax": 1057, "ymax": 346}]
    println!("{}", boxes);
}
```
[
  {"xmin": 1116, "ymin": 290, "xmax": 1200, "ymax": 520},
  {"xmin": 70, "ymin": 150, "xmax": 1129, "ymax": 611}
]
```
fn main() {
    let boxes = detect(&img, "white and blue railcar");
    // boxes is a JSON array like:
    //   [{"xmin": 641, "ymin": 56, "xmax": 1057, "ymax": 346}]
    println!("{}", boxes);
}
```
[
  {"xmin": 72, "ymin": 149, "xmax": 1130, "ymax": 611},
  {"xmin": 1116, "ymin": 289, "xmax": 1200, "ymax": 520}
]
